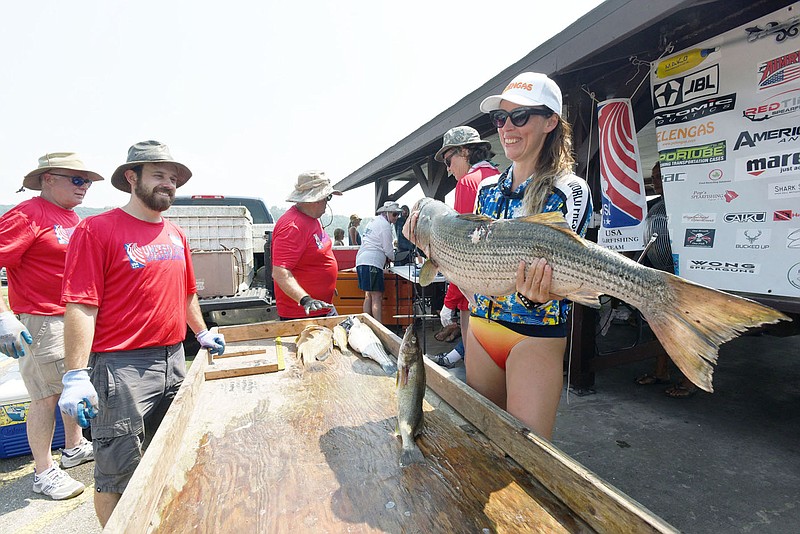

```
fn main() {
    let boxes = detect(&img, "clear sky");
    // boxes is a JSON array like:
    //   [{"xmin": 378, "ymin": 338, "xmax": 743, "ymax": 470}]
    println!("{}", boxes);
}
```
[{"xmin": 1, "ymin": 0, "xmax": 604, "ymax": 215}]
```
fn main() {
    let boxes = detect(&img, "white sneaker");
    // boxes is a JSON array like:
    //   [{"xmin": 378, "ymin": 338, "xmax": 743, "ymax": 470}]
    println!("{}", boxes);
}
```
[
  {"xmin": 60, "ymin": 438, "xmax": 94, "ymax": 468},
  {"xmin": 32, "ymin": 463, "xmax": 85, "ymax": 500}
]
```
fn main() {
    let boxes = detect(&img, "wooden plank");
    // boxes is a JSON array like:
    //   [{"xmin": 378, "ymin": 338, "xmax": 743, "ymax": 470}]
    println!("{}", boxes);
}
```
[
  {"xmin": 425, "ymin": 358, "xmax": 678, "ymax": 534},
  {"xmin": 204, "ymin": 359, "xmax": 279, "ymax": 380},
  {"xmin": 105, "ymin": 327, "xmax": 213, "ymax": 533},
  {"xmin": 213, "ymin": 347, "xmax": 266, "ymax": 358}
]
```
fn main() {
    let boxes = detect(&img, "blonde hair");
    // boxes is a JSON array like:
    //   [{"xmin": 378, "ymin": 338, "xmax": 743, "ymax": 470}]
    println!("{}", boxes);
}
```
[{"xmin": 521, "ymin": 115, "xmax": 576, "ymax": 215}]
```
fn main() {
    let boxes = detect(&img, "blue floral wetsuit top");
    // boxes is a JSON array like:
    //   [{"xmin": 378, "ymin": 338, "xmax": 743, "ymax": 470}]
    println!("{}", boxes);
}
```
[{"xmin": 472, "ymin": 166, "xmax": 593, "ymax": 325}]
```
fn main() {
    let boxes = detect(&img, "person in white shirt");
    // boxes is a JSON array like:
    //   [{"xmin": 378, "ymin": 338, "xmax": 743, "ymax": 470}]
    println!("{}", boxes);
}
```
[{"xmin": 355, "ymin": 201, "xmax": 401, "ymax": 319}]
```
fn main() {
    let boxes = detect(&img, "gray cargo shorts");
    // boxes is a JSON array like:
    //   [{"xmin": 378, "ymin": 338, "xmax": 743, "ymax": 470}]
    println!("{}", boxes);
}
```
[{"xmin": 88, "ymin": 342, "xmax": 186, "ymax": 494}]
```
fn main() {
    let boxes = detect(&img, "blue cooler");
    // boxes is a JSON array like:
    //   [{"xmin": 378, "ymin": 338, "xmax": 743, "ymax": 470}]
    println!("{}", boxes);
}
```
[{"xmin": 0, "ymin": 360, "xmax": 66, "ymax": 459}]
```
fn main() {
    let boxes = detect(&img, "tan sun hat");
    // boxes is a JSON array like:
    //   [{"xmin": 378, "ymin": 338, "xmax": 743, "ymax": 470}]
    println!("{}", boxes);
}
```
[
  {"xmin": 22, "ymin": 152, "xmax": 104, "ymax": 191},
  {"xmin": 110, "ymin": 140, "xmax": 192, "ymax": 193},
  {"xmin": 286, "ymin": 171, "xmax": 343, "ymax": 203},
  {"xmin": 376, "ymin": 201, "xmax": 401, "ymax": 214}
]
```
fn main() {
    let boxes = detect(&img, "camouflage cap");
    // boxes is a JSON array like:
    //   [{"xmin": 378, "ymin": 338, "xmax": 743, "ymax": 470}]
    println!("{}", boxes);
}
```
[{"xmin": 434, "ymin": 126, "xmax": 492, "ymax": 162}]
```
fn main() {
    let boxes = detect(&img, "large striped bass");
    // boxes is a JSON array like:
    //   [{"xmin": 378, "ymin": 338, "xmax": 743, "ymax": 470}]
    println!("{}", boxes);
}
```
[{"xmin": 404, "ymin": 197, "xmax": 790, "ymax": 392}]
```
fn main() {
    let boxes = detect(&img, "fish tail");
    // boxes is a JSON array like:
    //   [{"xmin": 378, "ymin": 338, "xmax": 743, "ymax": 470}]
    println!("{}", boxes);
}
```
[
  {"xmin": 643, "ymin": 273, "xmax": 790, "ymax": 392},
  {"xmin": 400, "ymin": 445, "xmax": 424, "ymax": 467}
]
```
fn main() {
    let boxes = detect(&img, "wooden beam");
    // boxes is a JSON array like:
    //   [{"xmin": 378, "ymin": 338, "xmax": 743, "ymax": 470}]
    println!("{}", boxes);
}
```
[{"xmin": 205, "ymin": 359, "xmax": 280, "ymax": 380}]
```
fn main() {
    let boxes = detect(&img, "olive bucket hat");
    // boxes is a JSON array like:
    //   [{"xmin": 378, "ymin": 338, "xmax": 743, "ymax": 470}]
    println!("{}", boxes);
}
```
[
  {"xmin": 22, "ymin": 152, "xmax": 104, "ymax": 191},
  {"xmin": 434, "ymin": 126, "xmax": 492, "ymax": 162},
  {"xmin": 110, "ymin": 140, "xmax": 192, "ymax": 193}
]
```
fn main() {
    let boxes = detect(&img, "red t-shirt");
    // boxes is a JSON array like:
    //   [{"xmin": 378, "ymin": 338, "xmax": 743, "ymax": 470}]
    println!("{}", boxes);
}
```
[
  {"xmin": 445, "ymin": 163, "xmax": 500, "ymax": 310},
  {"xmin": 62, "ymin": 208, "xmax": 196, "ymax": 352},
  {"xmin": 0, "ymin": 196, "xmax": 80, "ymax": 315},
  {"xmin": 272, "ymin": 205, "xmax": 338, "ymax": 319}
]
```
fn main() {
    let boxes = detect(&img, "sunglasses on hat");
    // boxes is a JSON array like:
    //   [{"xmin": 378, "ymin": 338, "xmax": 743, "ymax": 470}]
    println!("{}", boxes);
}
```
[{"xmin": 489, "ymin": 106, "xmax": 553, "ymax": 129}]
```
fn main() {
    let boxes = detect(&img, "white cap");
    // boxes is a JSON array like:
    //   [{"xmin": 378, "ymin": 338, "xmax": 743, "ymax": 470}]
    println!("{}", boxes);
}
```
[{"xmin": 479, "ymin": 72, "xmax": 562, "ymax": 115}]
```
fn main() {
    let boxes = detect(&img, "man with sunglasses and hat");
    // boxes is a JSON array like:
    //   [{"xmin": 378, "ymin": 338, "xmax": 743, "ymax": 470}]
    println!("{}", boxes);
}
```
[
  {"xmin": 429, "ymin": 126, "xmax": 500, "ymax": 369},
  {"xmin": 0, "ymin": 152, "xmax": 102, "ymax": 500},
  {"xmin": 272, "ymin": 171, "xmax": 342, "ymax": 320},
  {"xmin": 57, "ymin": 140, "xmax": 225, "ymax": 526}
]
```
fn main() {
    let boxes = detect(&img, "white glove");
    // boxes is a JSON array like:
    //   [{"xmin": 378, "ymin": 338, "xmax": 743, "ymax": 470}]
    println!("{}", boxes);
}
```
[
  {"xmin": 440, "ymin": 305, "xmax": 456, "ymax": 328},
  {"xmin": 196, "ymin": 329, "xmax": 225, "ymax": 355},
  {"xmin": 0, "ymin": 311, "xmax": 33, "ymax": 358},
  {"xmin": 59, "ymin": 368, "xmax": 99, "ymax": 428}
]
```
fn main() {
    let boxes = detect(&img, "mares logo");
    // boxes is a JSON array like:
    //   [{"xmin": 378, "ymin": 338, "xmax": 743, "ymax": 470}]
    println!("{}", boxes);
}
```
[
  {"xmin": 758, "ymin": 49, "xmax": 800, "ymax": 90},
  {"xmin": 739, "ymin": 150, "xmax": 800, "ymax": 180},
  {"xmin": 659, "ymin": 141, "xmax": 726, "ymax": 167}
]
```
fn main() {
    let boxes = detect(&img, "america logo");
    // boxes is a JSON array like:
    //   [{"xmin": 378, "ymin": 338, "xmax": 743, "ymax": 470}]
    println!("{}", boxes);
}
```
[{"xmin": 758, "ymin": 49, "xmax": 800, "ymax": 90}]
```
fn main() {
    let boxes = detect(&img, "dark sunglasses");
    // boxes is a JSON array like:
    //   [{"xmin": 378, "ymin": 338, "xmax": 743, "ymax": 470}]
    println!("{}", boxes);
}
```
[
  {"xmin": 325, "ymin": 194, "xmax": 333, "ymax": 201},
  {"xmin": 444, "ymin": 149, "xmax": 461, "ymax": 168},
  {"xmin": 50, "ymin": 172, "xmax": 93, "ymax": 187},
  {"xmin": 489, "ymin": 106, "xmax": 553, "ymax": 128}
]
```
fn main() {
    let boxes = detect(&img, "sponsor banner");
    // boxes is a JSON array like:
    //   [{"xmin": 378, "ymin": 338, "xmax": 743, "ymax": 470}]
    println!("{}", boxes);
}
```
[
  {"xmin": 651, "ymin": 2, "xmax": 800, "ymax": 298},
  {"xmin": 597, "ymin": 98, "xmax": 648, "ymax": 251}
]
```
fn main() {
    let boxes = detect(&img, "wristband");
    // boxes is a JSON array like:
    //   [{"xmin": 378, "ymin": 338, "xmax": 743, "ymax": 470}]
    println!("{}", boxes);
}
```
[
  {"xmin": 299, "ymin": 295, "xmax": 312, "ymax": 306},
  {"xmin": 516, "ymin": 292, "xmax": 542, "ymax": 310}
]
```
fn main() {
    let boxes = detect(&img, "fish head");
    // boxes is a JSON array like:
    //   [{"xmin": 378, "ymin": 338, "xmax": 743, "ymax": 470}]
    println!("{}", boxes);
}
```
[
  {"xmin": 406, "ymin": 197, "xmax": 446, "ymax": 254},
  {"xmin": 398, "ymin": 321, "xmax": 422, "ymax": 367}
]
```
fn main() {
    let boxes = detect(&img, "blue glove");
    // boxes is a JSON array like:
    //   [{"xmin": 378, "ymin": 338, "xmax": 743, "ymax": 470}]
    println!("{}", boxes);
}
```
[
  {"xmin": 0, "ymin": 311, "xmax": 33, "ymax": 358},
  {"xmin": 196, "ymin": 329, "xmax": 225, "ymax": 355},
  {"xmin": 59, "ymin": 369, "xmax": 99, "ymax": 428}
]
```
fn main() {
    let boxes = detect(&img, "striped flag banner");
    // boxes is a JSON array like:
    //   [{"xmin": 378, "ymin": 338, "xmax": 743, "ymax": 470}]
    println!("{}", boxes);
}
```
[{"xmin": 597, "ymin": 98, "xmax": 648, "ymax": 251}]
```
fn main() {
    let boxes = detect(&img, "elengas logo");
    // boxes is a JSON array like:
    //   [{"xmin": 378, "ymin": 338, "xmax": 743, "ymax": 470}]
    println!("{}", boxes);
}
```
[
  {"xmin": 504, "ymin": 81, "xmax": 532, "ymax": 92},
  {"xmin": 655, "ymin": 95, "xmax": 735, "ymax": 126},
  {"xmin": 774, "ymin": 209, "xmax": 800, "ymax": 221},
  {"xmin": 660, "ymin": 141, "xmax": 726, "ymax": 167},
  {"xmin": 758, "ymin": 49, "xmax": 800, "ymax": 90},
  {"xmin": 724, "ymin": 212, "xmax": 766, "ymax": 223},
  {"xmin": 688, "ymin": 260, "xmax": 759, "ymax": 274},
  {"xmin": 656, "ymin": 121, "xmax": 715, "ymax": 147},
  {"xmin": 684, "ymin": 228, "xmax": 715, "ymax": 247}
]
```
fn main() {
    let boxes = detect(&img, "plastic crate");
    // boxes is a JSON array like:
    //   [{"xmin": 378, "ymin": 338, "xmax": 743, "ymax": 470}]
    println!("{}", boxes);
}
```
[
  {"xmin": 0, "ymin": 362, "xmax": 66, "ymax": 459},
  {"xmin": 164, "ymin": 206, "xmax": 255, "ymax": 288}
]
